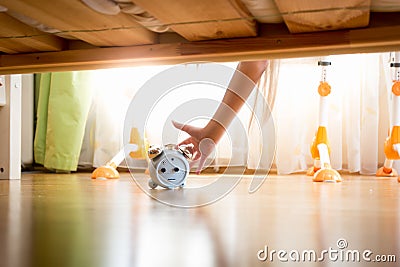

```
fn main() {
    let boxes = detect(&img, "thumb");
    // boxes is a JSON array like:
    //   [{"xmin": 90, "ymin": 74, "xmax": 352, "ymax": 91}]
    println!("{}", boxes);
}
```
[
  {"xmin": 172, "ymin": 120, "xmax": 186, "ymax": 131},
  {"xmin": 172, "ymin": 120, "xmax": 196, "ymax": 136}
]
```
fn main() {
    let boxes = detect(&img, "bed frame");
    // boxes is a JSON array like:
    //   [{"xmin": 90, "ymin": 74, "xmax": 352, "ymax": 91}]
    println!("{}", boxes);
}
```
[{"xmin": 0, "ymin": 0, "xmax": 400, "ymax": 179}]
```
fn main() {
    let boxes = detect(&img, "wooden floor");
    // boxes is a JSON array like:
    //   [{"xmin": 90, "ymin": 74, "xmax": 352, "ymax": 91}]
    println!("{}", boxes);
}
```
[{"xmin": 0, "ymin": 172, "xmax": 399, "ymax": 267}]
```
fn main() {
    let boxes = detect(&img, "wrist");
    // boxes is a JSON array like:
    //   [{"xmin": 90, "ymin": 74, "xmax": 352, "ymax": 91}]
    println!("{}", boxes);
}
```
[{"xmin": 203, "ymin": 119, "xmax": 226, "ymax": 143}]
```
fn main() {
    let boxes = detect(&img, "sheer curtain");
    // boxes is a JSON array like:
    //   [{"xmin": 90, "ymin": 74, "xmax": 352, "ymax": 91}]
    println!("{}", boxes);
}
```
[
  {"xmin": 78, "ymin": 53, "xmax": 396, "ymax": 175},
  {"xmin": 272, "ymin": 53, "xmax": 393, "ymax": 174},
  {"xmin": 79, "ymin": 65, "xmax": 172, "ymax": 169},
  {"xmin": 79, "ymin": 62, "xmax": 241, "ymax": 170}
]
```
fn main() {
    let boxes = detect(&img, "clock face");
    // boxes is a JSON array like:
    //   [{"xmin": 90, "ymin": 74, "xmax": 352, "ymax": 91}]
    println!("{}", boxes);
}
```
[{"xmin": 154, "ymin": 150, "xmax": 189, "ymax": 188}]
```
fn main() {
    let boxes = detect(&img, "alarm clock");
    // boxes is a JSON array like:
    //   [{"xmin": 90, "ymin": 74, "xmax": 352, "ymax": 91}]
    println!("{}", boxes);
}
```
[{"xmin": 147, "ymin": 144, "xmax": 192, "ymax": 189}]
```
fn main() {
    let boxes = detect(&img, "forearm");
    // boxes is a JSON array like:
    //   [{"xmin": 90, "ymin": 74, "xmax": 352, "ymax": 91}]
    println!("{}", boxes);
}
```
[{"xmin": 204, "ymin": 60, "xmax": 268, "ymax": 142}]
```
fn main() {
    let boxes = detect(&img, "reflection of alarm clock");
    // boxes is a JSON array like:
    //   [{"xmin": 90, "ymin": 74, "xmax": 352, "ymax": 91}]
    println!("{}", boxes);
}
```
[{"xmin": 147, "ymin": 144, "xmax": 191, "ymax": 189}]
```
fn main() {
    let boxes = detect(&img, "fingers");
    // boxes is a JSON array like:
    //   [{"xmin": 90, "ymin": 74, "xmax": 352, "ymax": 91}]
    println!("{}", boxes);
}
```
[
  {"xmin": 189, "ymin": 157, "xmax": 205, "ymax": 175},
  {"xmin": 189, "ymin": 159, "xmax": 202, "ymax": 175},
  {"xmin": 179, "ymin": 138, "xmax": 194, "ymax": 146},
  {"xmin": 184, "ymin": 147, "xmax": 211, "ymax": 175},
  {"xmin": 195, "ymin": 154, "xmax": 208, "ymax": 175},
  {"xmin": 172, "ymin": 120, "xmax": 207, "ymax": 174},
  {"xmin": 189, "ymin": 160, "xmax": 198, "ymax": 169}
]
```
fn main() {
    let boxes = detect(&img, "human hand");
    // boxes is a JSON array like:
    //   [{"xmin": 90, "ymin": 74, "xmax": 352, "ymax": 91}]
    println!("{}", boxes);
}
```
[{"xmin": 172, "ymin": 121, "xmax": 216, "ymax": 174}]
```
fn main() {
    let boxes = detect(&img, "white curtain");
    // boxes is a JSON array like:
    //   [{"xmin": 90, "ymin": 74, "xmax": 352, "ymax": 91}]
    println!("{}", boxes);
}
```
[
  {"xmin": 272, "ymin": 53, "xmax": 394, "ymax": 174},
  {"xmin": 79, "ymin": 65, "xmax": 172, "ymax": 169},
  {"xmin": 79, "ymin": 53, "xmax": 397, "ymax": 175}
]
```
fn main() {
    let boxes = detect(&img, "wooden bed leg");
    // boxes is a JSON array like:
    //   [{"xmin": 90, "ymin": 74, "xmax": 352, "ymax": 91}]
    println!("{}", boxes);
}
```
[{"xmin": 0, "ymin": 75, "xmax": 21, "ymax": 180}]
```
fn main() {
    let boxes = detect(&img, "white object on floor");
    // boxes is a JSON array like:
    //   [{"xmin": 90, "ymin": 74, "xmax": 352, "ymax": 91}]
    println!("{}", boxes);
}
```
[
  {"xmin": 0, "ymin": 75, "xmax": 21, "ymax": 180},
  {"xmin": 0, "ymin": 76, "xmax": 5, "ymax": 106}
]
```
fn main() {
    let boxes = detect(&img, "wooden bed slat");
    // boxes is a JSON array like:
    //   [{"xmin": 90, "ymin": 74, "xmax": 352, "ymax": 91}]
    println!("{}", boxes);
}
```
[
  {"xmin": 1, "ymin": 13, "xmax": 400, "ymax": 74},
  {"xmin": 131, "ymin": 0, "xmax": 257, "ymax": 41},
  {"xmin": 0, "ymin": 0, "xmax": 156, "ymax": 47},
  {"xmin": 0, "ymin": 13, "xmax": 64, "ymax": 54},
  {"xmin": 273, "ymin": 0, "xmax": 371, "ymax": 33}
]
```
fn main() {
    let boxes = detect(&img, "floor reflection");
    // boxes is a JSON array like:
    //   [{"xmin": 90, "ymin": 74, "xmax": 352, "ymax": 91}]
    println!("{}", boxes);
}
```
[{"xmin": 0, "ymin": 173, "xmax": 399, "ymax": 267}]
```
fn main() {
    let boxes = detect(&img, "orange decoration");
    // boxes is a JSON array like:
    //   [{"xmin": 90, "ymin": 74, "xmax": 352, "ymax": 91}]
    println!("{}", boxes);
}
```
[
  {"xmin": 392, "ymin": 81, "xmax": 400, "ymax": 96},
  {"xmin": 376, "ymin": 166, "xmax": 398, "ymax": 177},
  {"xmin": 91, "ymin": 165, "xmax": 120, "ymax": 179},
  {"xmin": 313, "ymin": 168, "xmax": 342, "ymax": 183},
  {"xmin": 310, "ymin": 126, "xmax": 330, "ymax": 159},
  {"xmin": 318, "ymin": 81, "xmax": 331, "ymax": 96},
  {"xmin": 384, "ymin": 126, "xmax": 400, "ymax": 160}
]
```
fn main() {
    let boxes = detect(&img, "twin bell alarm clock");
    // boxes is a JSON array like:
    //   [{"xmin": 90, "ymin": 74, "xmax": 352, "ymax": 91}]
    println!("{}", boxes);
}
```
[{"xmin": 147, "ymin": 144, "xmax": 192, "ymax": 189}]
